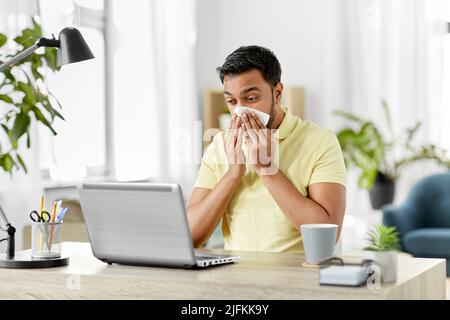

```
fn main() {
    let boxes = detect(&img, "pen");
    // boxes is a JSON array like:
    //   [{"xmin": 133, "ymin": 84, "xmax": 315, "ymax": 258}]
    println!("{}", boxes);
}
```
[
  {"xmin": 55, "ymin": 200, "xmax": 62, "ymax": 217},
  {"xmin": 51, "ymin": 202, "xmax": 57, "ymax": 222},
  {"xmin": 39, "ymin": 196, "xmax": 44, "ymax": 219},
  {"xmin": 48, "ymin": 202, "xmax": 57, "ymax": 253}
]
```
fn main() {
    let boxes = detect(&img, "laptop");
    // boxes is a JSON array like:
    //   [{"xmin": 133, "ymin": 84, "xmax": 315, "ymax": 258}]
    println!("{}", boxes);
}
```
[{"xmin": 78, "ymin": 181, "xmax": 240, "ymax": 268}]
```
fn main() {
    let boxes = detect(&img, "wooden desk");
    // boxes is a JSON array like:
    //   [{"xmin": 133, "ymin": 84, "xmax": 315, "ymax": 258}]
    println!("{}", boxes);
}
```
[{"xmin": 0, "ymin": 242, "xmax": 445, "ymax": 299}]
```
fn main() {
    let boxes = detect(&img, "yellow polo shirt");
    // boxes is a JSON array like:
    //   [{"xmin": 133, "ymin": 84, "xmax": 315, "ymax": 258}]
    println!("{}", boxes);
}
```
[{"xmin": 194, "ymin": 109, "xmax": 346, "ymax": 253}]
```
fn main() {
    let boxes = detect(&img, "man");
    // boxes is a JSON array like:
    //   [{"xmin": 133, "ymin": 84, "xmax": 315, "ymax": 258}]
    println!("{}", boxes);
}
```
[{"xmin": 187, "ymin": 46, "xmax": 346, "ymax": 252}]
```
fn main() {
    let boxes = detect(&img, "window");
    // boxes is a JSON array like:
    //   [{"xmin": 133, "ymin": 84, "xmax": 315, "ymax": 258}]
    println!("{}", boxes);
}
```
[{"xmin": 38, "ymin": 0, "xmax": 106, "ymax": 181}]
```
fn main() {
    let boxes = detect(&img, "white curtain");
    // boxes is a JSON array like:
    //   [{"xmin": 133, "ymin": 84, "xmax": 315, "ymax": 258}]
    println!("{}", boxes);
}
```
[
  {"xmin": 0, "ymin": 0, "xmax": 39, "ymax": 33},
  {"xmin": 320, "ymin": 0, "xmax": 447, "ymax": 144},
  {"xmin": 112, "ymin": 0, "xmax": 199, "ymax": 197}
]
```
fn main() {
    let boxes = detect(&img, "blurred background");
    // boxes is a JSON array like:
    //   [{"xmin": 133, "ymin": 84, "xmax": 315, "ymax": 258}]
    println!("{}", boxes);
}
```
[{"xmin": 1, "ymin": 0, "xmax": 449, "ymax": 258}]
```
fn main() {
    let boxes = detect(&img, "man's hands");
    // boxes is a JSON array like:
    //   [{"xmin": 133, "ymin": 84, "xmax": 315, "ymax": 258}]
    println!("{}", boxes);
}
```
[
  {"xmin": 225, "ymin": 113, "xmax": 246, "ymax": 177},
  {"xmin": 225, "ymin": 111, "xmax": 278, "ymax": 176},
  {"xmin": 241, "ymin": 111, "xmax": 278, "ymax": 175}
]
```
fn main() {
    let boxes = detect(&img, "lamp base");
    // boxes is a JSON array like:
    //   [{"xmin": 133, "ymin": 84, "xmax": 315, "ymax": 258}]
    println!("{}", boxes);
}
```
[{"xmin": 0, "ymin": 252, "xmax": 69, "ymax": 268}]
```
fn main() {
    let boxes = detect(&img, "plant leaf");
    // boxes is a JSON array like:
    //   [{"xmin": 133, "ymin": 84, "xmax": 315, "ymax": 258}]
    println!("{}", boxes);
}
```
[
  {"xmin": 17, "ymin": 81, "xmax": 36, "ymax": 106},
  {"xmin": 3, "ymin": 69, "xmax": 15, "ymax": 83},
  {"xmin": 0, "ymin": 33, "xmax": 7, "ymax": 48},
  {"xmin": 29, "ymin": 53, "xmax": 44, "ymax": 80},
  {"xmin": 1, "ymin": 124, "xmax": 18, "ymax": 150},
  {"xmin": 405, "ymin": 121, "xmax": 421, "ymax": 147},
  {"xmin": 32, "ymin": 16, "xmax": 42, "ymax": 37},
  {"xmin": 44, "ymin": 47, "xmax": 60, "ymax": 72},
  {"xmin": 14, "ymin": 28, "xmax": 38, "ymax": 48},
  {"xmin": 40, "ymin": 98, "xmax": 65, "ymax": 121},
  {"xmin": 16, "ymin": 153, "xmax": 28, "ymax": 173},
  {"xmin": 49, "ymin": 91, "xmax": 63, "ymax": 109},
  {"xmin": 335, "ymin": 120, "xmax": 387, "ymax": 189},
  {"xmin": 26, "ymin": 130, "xmax": 31, "ymax": 148},
  {"xmin": 1, "ymin": 124, "xmax": 10, "ymax": 140},
  {"xmin": 13, "ymin": 18, "xmax": 42, "ymax": 49},
  {"xmin": 31, "ymin": 106, "xmax": 57, "ymax": 135},
  {"xmin": 333, "ymin": 110, "xmax": 365, "ymax": 124},
  {"xmin": 0, "ymin": 94, "xmax": 13, "ymax": 104},
  {"xmin": 381, "ymin": 99, "xmax": 395, "ymax": 141},
  {"xmin": 10, "ymin": 112, "xmax": 30, "ymax": 146},
  {"xmin": 31, "ymin": 66, "xmax": 43, "ymax": 81},
  {"xmin": 2, "ymin": 153, "xmax": 15, "ymax": 172},
  {"xmin": 364, "ymin": 225, "xmax": 400, "ymax": 251}
]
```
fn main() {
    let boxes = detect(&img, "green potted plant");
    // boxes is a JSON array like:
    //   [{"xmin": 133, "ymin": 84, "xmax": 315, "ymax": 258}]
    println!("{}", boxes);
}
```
[
  {"xmin": 334, "ymin": 100, "xmax": 450, "ymax": 209},
  {"xmin": 363, "ymin": 225, "xmax": 400, "ymax": 283},
  {"xmin": 0, "ymin": 17, "xmax": 63, "ymax": 175}
]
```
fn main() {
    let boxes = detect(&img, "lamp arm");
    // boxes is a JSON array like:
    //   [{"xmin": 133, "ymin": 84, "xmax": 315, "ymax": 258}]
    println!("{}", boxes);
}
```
[
  {"xmin": 0, "ymin": 43, "xmax": 39, "ymax": 72},
  {"xmin": 0, "ymin": 205, "xmax": 15, "ymax": 259},
  {"xmin": 0, "ymin": 36, "xmax": 60, "ymax": 72},
  {"xmin": 0, "ymin": 204, "xmax": 10, "ymax": 226}
]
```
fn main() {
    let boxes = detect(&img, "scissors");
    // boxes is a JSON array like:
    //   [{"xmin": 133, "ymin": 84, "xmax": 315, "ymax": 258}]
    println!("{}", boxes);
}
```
[{"xmin": 29, "ymin": 210, "xmax": 51, "ymax": 223}]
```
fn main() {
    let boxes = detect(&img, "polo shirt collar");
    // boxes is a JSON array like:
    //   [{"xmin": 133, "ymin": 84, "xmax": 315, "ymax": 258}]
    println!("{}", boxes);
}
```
[{"xmin": 274, "ymin": 108, "xmax": 298, "ymax": 140}]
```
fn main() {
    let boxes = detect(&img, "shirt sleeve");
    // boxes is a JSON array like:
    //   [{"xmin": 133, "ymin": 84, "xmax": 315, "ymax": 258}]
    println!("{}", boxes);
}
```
[
  {"xmin": 194, "ymin": 134, "xmax": 220, "ymax": 189},
  {"xmin": 309, "ymin": 129, "xmax": 347, "ymax": 187}
]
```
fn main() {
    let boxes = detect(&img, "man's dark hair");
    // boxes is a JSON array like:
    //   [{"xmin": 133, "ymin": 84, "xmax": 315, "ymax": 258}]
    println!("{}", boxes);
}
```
[{"xmin": 216, "ymin": 45, "xmax": 282, "ymax": 87}]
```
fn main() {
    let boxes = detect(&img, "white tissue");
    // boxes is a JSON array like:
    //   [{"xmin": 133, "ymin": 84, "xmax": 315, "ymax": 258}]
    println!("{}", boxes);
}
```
[{"xmin": 234, "ymin": 106, "xmax": 270, "ymax": 127}]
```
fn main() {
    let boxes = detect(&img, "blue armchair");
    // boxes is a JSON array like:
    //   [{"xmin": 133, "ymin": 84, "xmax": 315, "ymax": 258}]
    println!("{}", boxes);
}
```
[{"xmin": 382, "ymin": 172, "xmax": 450, "ymax": 276}]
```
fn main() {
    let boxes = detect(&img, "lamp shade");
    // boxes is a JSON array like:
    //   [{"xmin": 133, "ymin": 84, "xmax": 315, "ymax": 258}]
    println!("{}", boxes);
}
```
[{"xmin": 56, "ymin": 27, "xmax": 95, "ymax": 66}]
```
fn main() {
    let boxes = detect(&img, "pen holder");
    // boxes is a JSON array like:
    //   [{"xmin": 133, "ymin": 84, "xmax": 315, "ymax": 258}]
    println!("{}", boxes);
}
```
[{"xmin": 31, "ymin": 221, "xmax": 63, "ymax": 259}]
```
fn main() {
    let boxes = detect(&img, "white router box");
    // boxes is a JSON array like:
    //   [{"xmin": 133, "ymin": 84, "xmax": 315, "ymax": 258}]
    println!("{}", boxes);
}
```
[{"xmin": 319, "ymin": 265, "xmax": 369, "ymax": 287}]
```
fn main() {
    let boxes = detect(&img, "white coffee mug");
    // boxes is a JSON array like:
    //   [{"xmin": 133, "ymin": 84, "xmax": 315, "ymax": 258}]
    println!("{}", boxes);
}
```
[{"xmin": 301, "ymin": 224, "xmax": 338, "ymax": 265}]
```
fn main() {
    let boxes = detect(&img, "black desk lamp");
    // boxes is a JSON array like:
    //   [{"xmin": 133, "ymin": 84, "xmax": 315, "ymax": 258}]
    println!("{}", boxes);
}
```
[
  {"xmin": 0, "ymin": 27, "xmax": 94, "ymax": 268},
  {"xmin": 0, "ymin": 27, "xmax": 94, "ymax": 72}
]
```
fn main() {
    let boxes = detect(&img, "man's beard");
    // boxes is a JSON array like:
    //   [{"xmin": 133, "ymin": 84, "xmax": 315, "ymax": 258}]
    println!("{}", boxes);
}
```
[{"xmin": 266, "ymin": 93, "xmax": 276, "ymax": 128}]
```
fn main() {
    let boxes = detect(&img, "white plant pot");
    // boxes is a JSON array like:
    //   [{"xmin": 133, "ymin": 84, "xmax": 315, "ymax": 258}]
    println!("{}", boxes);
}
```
[{"xmin": 363, "ymin": 250, "xmax": 398, "ymax": 283}]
